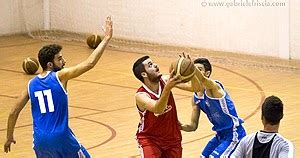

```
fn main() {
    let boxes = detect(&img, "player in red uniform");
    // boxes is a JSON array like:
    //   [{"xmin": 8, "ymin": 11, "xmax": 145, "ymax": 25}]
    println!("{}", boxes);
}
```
[{"xmin": 132, "ymin": 56, "xmax": 183, "ymax": 158}]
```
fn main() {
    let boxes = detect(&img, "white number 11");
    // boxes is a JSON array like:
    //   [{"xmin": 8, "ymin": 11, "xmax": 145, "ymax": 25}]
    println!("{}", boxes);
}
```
[{"xmin": 34, "ymin": 89, "xmax": 55, "ymax": 113}]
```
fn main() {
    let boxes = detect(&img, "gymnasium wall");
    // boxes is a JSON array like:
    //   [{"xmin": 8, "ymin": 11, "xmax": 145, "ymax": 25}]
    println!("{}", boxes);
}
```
[
  {"xmin": 0, "ymin": 0, "xmax": 25, "ymax": 35},
  {"xmin": 290, "ymin": 0, "xmax": 300, "ymax": 59},
  {"xmin": 1, "ymin": 0, "xmax": 299, "ymax": 59}
]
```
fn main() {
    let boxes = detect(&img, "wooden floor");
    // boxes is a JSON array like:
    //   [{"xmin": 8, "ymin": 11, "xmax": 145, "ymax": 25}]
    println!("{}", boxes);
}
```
[{"xmin": 0, "ymin": 35, "xmax": 299, "ymax": 157}]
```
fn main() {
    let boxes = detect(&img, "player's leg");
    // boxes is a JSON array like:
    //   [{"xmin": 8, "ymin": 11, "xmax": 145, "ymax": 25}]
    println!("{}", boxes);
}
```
[
  {"xmin": 161, "ymin": 143, "xmax": 182, "ymax": 158},
  {"xmin": 138, "ymin": 144, "xmax": 162, "ymax": 158},
  {"xmin": 33, "ymin": 133, "xmax": 61, "ymax": 158},
  {"xmin": 64, "ymin": 130, "xmax": 91, "ymax": 158},
  {"xmin": 137, "ymin": 139, "xmax": 162, "ymax": 158},
  {"xmin": 227, "ymin": 125, "xmax": 247, "ymax": 156},
  {"xmin": 34, "ymin": 145, "xmax": 62, "ymax": 158},
  {"xmin": 210, "ymin": 126, "xmax": 245, "ymax": 157},
  {"xmin": 34, "ymin": 148, "xmax": 53, "ymax": 158},
  {"xmin": 201, "ymin": 136, "xmax": 220, "ymax": 157},
  {"xmin": 33, "ymin": 130, "xmax": 89, "ymax": 158},
  {"xmin": 209, "ymin": 140, "xmax": 238, "ymax": 157}
]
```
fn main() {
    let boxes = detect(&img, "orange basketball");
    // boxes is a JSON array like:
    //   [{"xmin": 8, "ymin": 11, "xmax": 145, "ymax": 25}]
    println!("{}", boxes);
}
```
[
  {"xmin": 86, "ymin": 34, "xmax": 101, "ymax": 49},
  {"xmin": 22, "ymin": 57, "xmax": 39, "ymax": 75},
  {"xmin": 170, "ymin": 57, "xmax": 195, "ymax": 82}
]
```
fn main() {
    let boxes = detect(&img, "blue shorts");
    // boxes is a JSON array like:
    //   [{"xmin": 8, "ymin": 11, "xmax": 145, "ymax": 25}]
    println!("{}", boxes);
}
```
[
  {"xmin": 201, "ymin": 126, "xmax": 246, "ymax": 157},
  {"xmin": 33, "ymin": 129, "xmax": 90, "ymax": 158}
]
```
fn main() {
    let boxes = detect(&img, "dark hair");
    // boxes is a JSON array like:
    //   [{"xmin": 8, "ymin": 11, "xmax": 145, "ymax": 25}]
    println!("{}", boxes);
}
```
[
  {"xmin": 38, "ymin": 44, "xmax": 62, "ymax": 70},
  {"xmin": 262, "ymin": 95, "xmax": 283, "ymax": 125},
  {"xmin": 132, "ymin": 56, "xmax": 149, "ymax": 83},
  {"xmin": 194, "ymin": 58, "xmax": 212, "ymax": 77}
]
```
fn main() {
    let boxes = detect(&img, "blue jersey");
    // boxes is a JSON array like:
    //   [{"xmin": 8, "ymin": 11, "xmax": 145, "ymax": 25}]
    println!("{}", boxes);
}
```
[
  {"xmin": 28, "ymin": 71, "xmax": 68, "ymax": 134},
  {"xmin": 28, "ymin": 71, "xmax": 90, "ymax": 157},
  {"xmin": 194, "ymin": 80, "xmax": 244, "ymax": 132}
]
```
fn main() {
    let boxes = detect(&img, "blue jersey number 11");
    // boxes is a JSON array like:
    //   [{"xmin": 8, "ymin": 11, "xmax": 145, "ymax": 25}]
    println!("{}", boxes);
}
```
[{"xmin": 34, "ymin": 89, "xmax": 55, "ymax": 113}]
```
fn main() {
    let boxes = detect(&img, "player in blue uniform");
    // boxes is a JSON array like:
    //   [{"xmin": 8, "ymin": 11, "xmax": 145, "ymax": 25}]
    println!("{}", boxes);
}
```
[
  {"xmin": 179, "ymin": 56, "xmax": 246, "ymax": 157},
  {"xmin": 4, "ymin": 16, "xmax": 113, "ymax": 157}
]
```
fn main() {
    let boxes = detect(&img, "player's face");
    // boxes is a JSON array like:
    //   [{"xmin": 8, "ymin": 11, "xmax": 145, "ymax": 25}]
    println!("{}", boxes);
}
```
[
  {"xmin": 195, "ymin": 63, "xmax": 210, "ymax": 77},
  {"xmin": 52, "ymin": 52, "xmax": 66, "ymax": 72},
  {"xmin": 142, "ymin": 58, "xmax": 162, "ymax": 82}
]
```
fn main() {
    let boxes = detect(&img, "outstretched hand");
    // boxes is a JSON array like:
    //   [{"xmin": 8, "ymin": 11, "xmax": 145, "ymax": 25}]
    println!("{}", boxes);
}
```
[
  {"xmin": 4, "ymin": 138, "xmax": 16, "ymax": 153},
  {"xmin": 179, "ymin": 52, "xmax": 191, "ymax": 60},
  {"xmin": 102, "ymin": 16, "xmax": 113, "ymax": 40},
  {"xmin": 179, "ymin": 51, "xmax": 195, "ymax": 71},
  {"xmin": 165, "ymin": 69, "xmax": 182, "ymax": 90}
]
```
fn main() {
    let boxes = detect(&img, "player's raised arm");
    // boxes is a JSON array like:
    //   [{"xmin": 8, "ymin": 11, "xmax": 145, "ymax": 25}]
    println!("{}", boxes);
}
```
[
  {"xmin": 58, "ymin": 16, "xmax": 113, "ymax": 82},
  {"xmin": 194, "ymin": 68, "xmax": 215, "ymax": 89},
  {"xmin": 173, "ymin": 52, "xmax": 202, "ymax": 92},
  {"xmin": 194, "ymin": 67, "xmax": 224, "ymax": 98},
  {"xmin": 175, "ymin": 75, "xmax": 202, "ymax": 92},
  {"xmin": 4, "ymin": 89, "xmax": 29, "ymax": 153}
]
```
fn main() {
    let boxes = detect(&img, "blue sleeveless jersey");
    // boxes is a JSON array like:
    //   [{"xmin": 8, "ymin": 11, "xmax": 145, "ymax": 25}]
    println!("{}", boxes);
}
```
[
  {"xmin": 28, "ymin": 71, "xmax": 68, "ymax": 134},
  {"xmin": 194, "ymin": 80, "xmax": 244, "ymax": 132},
  {"xmin": 27, "ymin": 71, "xmax": 89, "ymax": 157}
]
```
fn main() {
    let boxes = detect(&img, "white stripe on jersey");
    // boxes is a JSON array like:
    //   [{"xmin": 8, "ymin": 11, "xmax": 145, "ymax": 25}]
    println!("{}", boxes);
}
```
[
  {"xmin": 205, "ymin": 81, "xmax": 240, "ymax": 132},
  {"xmin": 219, "ymin": 97, "xmax": 240, "ymax": 140},
  {"xmin": 138, "ymin": 111, "xmax": 146, "ymax": 133},
  {"xmin": 136, "ymin": 101, "xmax": 147, "ymax": 133},
  {"xmin": 138, "ymin": 144, "xmax": 145, "ymax": 158},
  {"xmin": 135, "ymin": 90, "xmax": 153, "ymax": 133},
  {"xmin": 135, "ymin": 92, "xmax": 151, "ymax": 99},
  {"xmin": 141, "ymin": 82, "xmax": 162, "ymax": 98},
  {"xmin": 220, "ymin": 140, "xmax": 239, "ymax": 157},
  {"xmin": 28, "ymin": 79, "xmax": 32, "ymax": 99},
  {"xmin": 55, "ymin": 72, "xmax": 68, "ymax": 95},
  {"xmin": 70, "ymin": 131, "xmax": 83, "ymax": 150},
  {"xmin": 77, "ymin": 149, "xmax": 86, "ymax": 158}
]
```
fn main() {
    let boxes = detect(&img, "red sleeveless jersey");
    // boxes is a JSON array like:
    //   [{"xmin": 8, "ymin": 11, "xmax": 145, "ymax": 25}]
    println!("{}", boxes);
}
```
[{"xmin": 135, "ymin": 78, "xmax": 182, "ymax": 147}]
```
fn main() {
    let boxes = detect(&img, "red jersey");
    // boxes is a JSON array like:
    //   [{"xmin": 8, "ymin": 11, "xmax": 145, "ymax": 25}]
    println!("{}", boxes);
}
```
[{"xmin": 135, "ymin": 78, "xmax": 182, "ymax": 148}]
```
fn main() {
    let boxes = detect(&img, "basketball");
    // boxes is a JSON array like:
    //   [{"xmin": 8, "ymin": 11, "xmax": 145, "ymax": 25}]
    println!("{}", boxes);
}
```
[
  {"xmin": 170, "ymin": 57, "xmax": 195, "ymax": 82},
  {"xmin": 86, "ymin": 34, "xmax": 101, "ymax": 49},
  {"xmin": 22, "ymin": 57, "xmax": 39, "ymax": 75}
]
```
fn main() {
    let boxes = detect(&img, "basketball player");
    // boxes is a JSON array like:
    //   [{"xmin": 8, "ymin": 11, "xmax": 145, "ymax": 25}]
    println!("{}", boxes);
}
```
[
  {"xmin": 4, "ymin": 16, "xmax": 113, "ymax": 157},
  {"xmin": 132, "ymin": 56, "xmax": 186, "ymax": 158},
  {"xmin": 179, "ymin": 57, "xmax": 246, "ymax": 157},
  {"xmin": 232, "ymin": 95, "xmax": 294, "ymax": 158}
]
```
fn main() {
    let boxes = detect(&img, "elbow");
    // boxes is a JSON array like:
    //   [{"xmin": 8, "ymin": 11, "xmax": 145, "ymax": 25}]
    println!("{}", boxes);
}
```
[
  {"xmin": 154, "ymin": 106, "xmax": 166, "ymax": 115},
  {"xmin": 154, "ymin": 109, "xmax": 165, "ymax": 115},
  {"xmin": 183, "ymin": 125, "xmax": 197, "ymax": 132},
  {"xmin": 190, "ymin": 127, "xmax": 197, "ymax": 132},
  {"xmin": 86, "ymin": 62, "xmax": 95, "ymax": 70},
  {"xmin": 85, "ymin": 58, "xmax": 97, "ymax": 70},
  {"xmin": 190, "ymin": 123, "xmax": 198, "ymax": 131}
]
